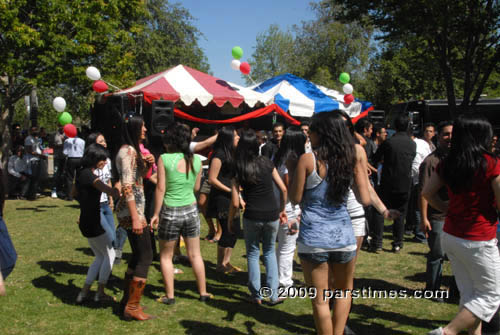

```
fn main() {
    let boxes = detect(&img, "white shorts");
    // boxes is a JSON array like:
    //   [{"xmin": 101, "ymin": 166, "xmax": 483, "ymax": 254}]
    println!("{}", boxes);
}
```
[
  {"xmin": 442, "ymin": 232, "xmax": 500, "ymax": 322},
  {"xmin": 351, "ymin": 217, "xmax": 367, "ymax": 237}
]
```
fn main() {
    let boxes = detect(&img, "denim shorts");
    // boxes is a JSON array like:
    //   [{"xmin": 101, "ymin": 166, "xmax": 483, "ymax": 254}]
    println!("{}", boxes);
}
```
[{"xmin": 299, "ymin": 250, "xmax": 356, "ymax": 264}]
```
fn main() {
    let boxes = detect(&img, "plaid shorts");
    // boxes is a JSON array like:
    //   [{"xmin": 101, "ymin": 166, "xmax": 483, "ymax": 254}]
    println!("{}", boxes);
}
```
[{"xmin": 158, "ymin": 203, "xmax": 200, "ymax": 241}]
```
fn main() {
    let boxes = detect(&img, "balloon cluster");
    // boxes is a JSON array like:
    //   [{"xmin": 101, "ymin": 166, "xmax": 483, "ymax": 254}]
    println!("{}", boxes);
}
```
[
  {"xmin": 86, "ymin": 66, "xmax": 109, "ymax": 93},
  {"xmin": 230, "ymin": 46, "xmax": 251, "ymax": 75},
  {"xmin": 52, "ymin": 97, "xmax": 77, "ymax": 138},
  {"xmin": 339, "ymin": 72, "xmax": 354, "ymax": 105}
]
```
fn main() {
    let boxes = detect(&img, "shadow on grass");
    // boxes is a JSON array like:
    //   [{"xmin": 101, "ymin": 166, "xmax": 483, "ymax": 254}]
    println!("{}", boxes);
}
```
[
  {"xmin": 404, "ymin": 271, "xmax": 426, "ymax": 284},
  {"xmin": 65, "ymin": 204, "xmax": 80, "ymax": 209},
  {"xmin": 349, "ymin": 303, "xmax": 449, "ymax": 334},
  {"xmin": 75, "ymin": 247, "xmax": 94, "ymax": 256},
  {"xmin": 350, "ymin": 277, "xmax": 451, "ymax": 334},
  {"xmin": 180, "ymin": 320, "xmax": 247, "ymax": 335},
  {"xmin": 16, "ymin": 207, "xmax": 47, "ymax": 212}
]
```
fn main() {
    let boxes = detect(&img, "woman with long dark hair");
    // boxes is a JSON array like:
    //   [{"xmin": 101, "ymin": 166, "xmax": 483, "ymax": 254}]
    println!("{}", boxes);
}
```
[
  {"xmin": 229, "ymin": 129, "xmax": 287, "ymax": 304},
  {"xmin": 424, "ymin": 115, "xmax": 500, "ymax": 335},
  {"xmin": 151, "ymin": 122, "xmax": 211, "ymax": 304},
  {"xmin": 273, "ymin": 128, "xmax": 305, "ymax": 292},
  {"xmin": 75, "ymin": 144, "xmax": 119, "ymax": 303},
  {"xmin": 289, "ymin": 111, "xmax": 371, "ymax": 335},
  {"xmin": 86, "ymin": 133, "xmax": 117, "ymax": 256},
  {"xmin": 207, "ymin": 126, "xmax": 241, "ymax": 273},
  {"xmin": 114, "ymin": 115, "xmax": 155, "ymax": 321}
]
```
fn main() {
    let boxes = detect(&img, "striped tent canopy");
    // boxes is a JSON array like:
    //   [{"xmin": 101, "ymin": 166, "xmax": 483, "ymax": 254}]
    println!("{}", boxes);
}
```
[
  {"xmin": 117, "ymin": 64, "xmax": 272, "ymax": 108},
  {"xmin": 252, "ymin": 73, "xmax": 373, "ymax": 120}
]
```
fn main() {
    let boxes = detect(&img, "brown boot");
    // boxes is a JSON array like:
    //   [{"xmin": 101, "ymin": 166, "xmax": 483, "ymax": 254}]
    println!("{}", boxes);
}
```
[
  {"xmin": 120, "ymin": 273, "xmax": 147, "ymax": 315},
  {"xmin": 123, "ymin": 279, "xmax": 156, "ymax": 321}
]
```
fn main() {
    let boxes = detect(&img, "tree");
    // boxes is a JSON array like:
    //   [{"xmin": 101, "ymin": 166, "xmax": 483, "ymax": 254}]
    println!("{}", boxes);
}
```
[
  {"xmin": 328, "ymin": 0, "xmax": 500, "ymax": 117},
  {"xmin": 247, "ymin": 25, "xmax": 298, "ymax": 84},
  {"xmin": 0, "ymin": 0, "xmax": 146, "ymax": 166},
  {"xmin": 246, "ymin": 4, "xmax": 373, "ymax": 91},
  {"xmin": 0, "ymin": 0, "xmax": 211, "ymax": 167},
  {"xmin": 132, "ymin": 0, "xmax": 209, "ymax": 78}
]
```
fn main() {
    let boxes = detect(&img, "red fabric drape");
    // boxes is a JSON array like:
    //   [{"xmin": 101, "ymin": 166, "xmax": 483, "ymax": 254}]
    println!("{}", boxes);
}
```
[
  {"xmin": 352, "ymin": 106, "xmax": 373, "ymax": 124},
  {"xmin": 173, "ymin": 103, "xmax": 300, "ymax": 125}
]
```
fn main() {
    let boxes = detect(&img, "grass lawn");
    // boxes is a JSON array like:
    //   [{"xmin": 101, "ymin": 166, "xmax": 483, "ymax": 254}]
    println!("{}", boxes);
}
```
[{"xmin": 1, "ymin": 196, "xmax": 459, "ymax": 334}]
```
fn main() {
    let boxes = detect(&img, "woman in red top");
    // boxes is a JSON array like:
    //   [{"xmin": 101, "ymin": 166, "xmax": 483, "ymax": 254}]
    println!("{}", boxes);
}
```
[{"xmin": 423, "ymin": 115, "xmax": 500, "ymax": 335}]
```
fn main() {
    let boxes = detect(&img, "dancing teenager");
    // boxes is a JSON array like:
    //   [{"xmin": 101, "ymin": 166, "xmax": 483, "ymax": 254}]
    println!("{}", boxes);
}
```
[
  {"xmin": 289, "ymin": 111, "xmax": 371, "ymax": 335},
  {"xmin": 424, "ymin": 115, "xmax": 500, "ymax": 335},
  {"xmin": 207, "ymin": 126, "xmax": 241, "ymax": 273},
  {"xmin": 273, "ymin": 128, "xmax": 306, "ymax": 292},
  {"xmin": 115, "ymin": 115, "xmax": 155, "ymax": 321},
  {"xmin": 230, "ymin": 129, "xmax": 288, "ymax": 305},
  {"xmin": 75, "ymin": 144, "xmax": 119, "ymax": 303},
  {"xmin": 151, "ymin": 123, "xmax": 211, "ymax": 304}
]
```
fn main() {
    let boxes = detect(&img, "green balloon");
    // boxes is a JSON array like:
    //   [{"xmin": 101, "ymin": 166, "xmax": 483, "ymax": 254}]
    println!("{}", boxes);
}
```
[
  {"xmin": 232, "ymin": 46, "xmax": 243, "ymax": 60},
  {"xmin": 339, "ymin": 72, "xmax": 350, "ymax": 84},
  {"xmin": 58, "ymin": 112, "xmax": 72, "ymax": 126}
]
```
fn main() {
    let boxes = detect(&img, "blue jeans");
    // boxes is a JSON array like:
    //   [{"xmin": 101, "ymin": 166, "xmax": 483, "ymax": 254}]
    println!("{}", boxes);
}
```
[
  {"xmin": 243, "ymin": 217, "xmax": 280, "ymax": 302},
  {"xmin": 115, "ymin": 227, "xmax": 128, "ymax": 251},
  {"xmin": 0, "ymin": 215, "xmax": 17, "ymax": 279},
  {"xmin": 425, "ymin": 220, "xmax": 444, "ymax": 291},
  {"xmin": 100, "ymin": 202, "xmax": 116, "ymax": 247}
]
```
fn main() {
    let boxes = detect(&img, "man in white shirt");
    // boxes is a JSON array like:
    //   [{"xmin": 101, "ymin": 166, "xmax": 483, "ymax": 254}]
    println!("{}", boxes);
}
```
[
  {"xmin": 406, "ymin": 134, "xmax": 432, "ymax": 242},
  {"xmin": 63, "ymin": 133, "xmax": 85, "ymax": 201},
  {"xmin": 7, "ymin": 146, "xmax": 28, "ymax": 198}
]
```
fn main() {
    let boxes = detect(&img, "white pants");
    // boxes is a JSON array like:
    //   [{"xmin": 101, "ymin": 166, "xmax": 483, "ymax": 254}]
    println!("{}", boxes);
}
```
[
  {"xmin": 276, "ymin": 205, "xmax": 300, "ymax": 288},
  {"xmin": 442, "ymin": 232, "xmax": 500, "ymax": 322},
  {"xmin": 85, "ymin": 233, "xmax": 116, "ymax": 285}
]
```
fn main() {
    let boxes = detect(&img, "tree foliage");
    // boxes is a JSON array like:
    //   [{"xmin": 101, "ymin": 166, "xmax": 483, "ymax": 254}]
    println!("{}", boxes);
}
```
[
  {"xmin": 0, "ymin": 0, "xmax": 209, "ymax": 165},
  {"xmin": 246, "ymin": 4, "xmax": 373, "ymax": 89},
  {"xmin": 327, "ymin": 0, "xmax": 500, "ymax": 116}
]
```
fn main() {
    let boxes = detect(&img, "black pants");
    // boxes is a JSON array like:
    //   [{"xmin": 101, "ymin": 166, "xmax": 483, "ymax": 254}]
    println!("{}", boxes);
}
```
[
  {"xmin": 126, "ymin": 229, "xmax": 153, "ymax": 278},
  {"xmin": 25, "ymin": 160, "xmax": 41, "ymax": 199},
  {"xmin": 65, "ymin": 157, "xmax": 81, "ymax": 200},
  {"xmin": 8, "ymin": 174, "xmax": 28, "ymax": 198},
  {"xmin": 371, "ymin": 189, "xmax": 410, "ymax": 249},
  {"xmin": 143, "ymin": 179, "xmax": 158, "ymax": 258}
]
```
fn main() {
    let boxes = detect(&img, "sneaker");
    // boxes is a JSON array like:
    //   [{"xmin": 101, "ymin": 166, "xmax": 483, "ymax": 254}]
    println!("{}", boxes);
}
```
[
  {"xmin": 368, "ymin": 246, "xmax": 382, "ymax": 254},
  {"xmin": 392, "ymin": 246, "xmax": 401, "ymax": 253},
  {"xmin": 51, "ymin": 191, "xmax": 58, "ymax": 198},
  {"xmin": 427, "ymin": 327, "xmax": 444, "ymax": 335}
]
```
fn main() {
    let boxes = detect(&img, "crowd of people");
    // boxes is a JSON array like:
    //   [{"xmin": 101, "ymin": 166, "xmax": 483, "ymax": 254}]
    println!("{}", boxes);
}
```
[{"xmin": 2, "ymin": 109, "xmax": 500, "ymax": 335}]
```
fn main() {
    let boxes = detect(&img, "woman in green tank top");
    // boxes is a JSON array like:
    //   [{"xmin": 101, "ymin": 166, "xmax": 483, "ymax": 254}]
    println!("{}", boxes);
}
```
[{"xmin": 151, "ymin": 123, "xmax": 212, "ymax": 304}]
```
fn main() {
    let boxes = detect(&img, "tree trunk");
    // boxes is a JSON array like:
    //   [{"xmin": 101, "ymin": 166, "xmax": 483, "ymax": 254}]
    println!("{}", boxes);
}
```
[{"xmin": 0, "ymin": 102, "xmax": 13, "ymax": 170}]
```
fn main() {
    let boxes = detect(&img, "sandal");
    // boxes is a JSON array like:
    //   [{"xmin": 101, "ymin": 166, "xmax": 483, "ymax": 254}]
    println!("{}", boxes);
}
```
[
  {"xmin": 199, "ymin": 294, "xmax": 213, "ymax": 302},
  {"xmin": 226, "ymin": 264, "xmax": 243, "ymax": 273},
  {"xmin": 157, "ymin": 296, "xmax": 176, "ymax": 305}
]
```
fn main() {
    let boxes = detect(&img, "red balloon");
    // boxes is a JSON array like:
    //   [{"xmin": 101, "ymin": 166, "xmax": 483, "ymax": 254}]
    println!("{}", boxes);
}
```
[
  {"xmin": 344, "ymin": 94, "xmax": 354, "ymax": 104},
  {"xmin": 240, "ymin": 62, "xmax": 251, "ymax": 75},
  {"xmin": 64, "ymin": 124, "xmax": 77, "ymax": 138},
  {"xmin": 92, "ymin": 80, "xmax": 108, "ymax": 93}
]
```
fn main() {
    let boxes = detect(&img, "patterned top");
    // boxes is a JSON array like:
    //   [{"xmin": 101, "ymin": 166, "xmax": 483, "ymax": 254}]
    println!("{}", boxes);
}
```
[{"xmin": 115, "ymin": 145, "xmax": 147, "ymax": 229}]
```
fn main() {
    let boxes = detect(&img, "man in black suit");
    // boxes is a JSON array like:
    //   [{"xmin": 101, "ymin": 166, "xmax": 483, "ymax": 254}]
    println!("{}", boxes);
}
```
[
  {"xmin": 370, "ymin": 114, "xmax": 416, "ymax": 253},
  {"xmin": 261, "ymin": 122, "xmax": 285, "ymax": 159}
]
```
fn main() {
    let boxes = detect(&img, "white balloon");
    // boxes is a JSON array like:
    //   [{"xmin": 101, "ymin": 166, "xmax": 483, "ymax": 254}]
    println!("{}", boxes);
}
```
[
  {"xmin": 343, "ymin": 83, "xmax": 354, "ymax": 94},
  {"xmin": 230, "ymin": 59, "xmax": 241, "ymax": 71},
  {"xmin": 86, "ymin": 66, "xmax": 101, "ymax": 81},
  {"xmin": 342, "ymin": 83, "xmax": 354, "ymax": 94},
  {"xmin": 53, "ymin": 97, "xmax": 66, "ymax": 112}
]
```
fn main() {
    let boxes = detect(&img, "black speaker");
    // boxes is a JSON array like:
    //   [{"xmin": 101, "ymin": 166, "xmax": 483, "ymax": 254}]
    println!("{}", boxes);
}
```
[{"xmin": 151, "ymin": 100, "xmax": 174, "ymax": 136}]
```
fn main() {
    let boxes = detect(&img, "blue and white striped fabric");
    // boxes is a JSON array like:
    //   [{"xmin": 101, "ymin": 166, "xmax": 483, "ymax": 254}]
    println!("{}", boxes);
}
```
[{"xmin": 252, "ymin": 73, "xmax": 373, "ymax": 118}]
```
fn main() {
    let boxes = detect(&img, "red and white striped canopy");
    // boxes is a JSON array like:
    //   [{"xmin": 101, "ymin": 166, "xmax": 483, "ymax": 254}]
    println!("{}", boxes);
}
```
[{"xmin": 117, "ymin": 65, "xmax": 270, "ymax": 108}]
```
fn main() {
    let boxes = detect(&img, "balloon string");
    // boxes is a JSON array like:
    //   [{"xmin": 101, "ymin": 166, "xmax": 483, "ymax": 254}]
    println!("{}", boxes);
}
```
[
  {"xmin": 103, "ymin": 80, "xmax": 121, "ymax": 91},
  {"xmin": 247, "ymin": 75, "xmax": 262, "ymax": 92}
]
